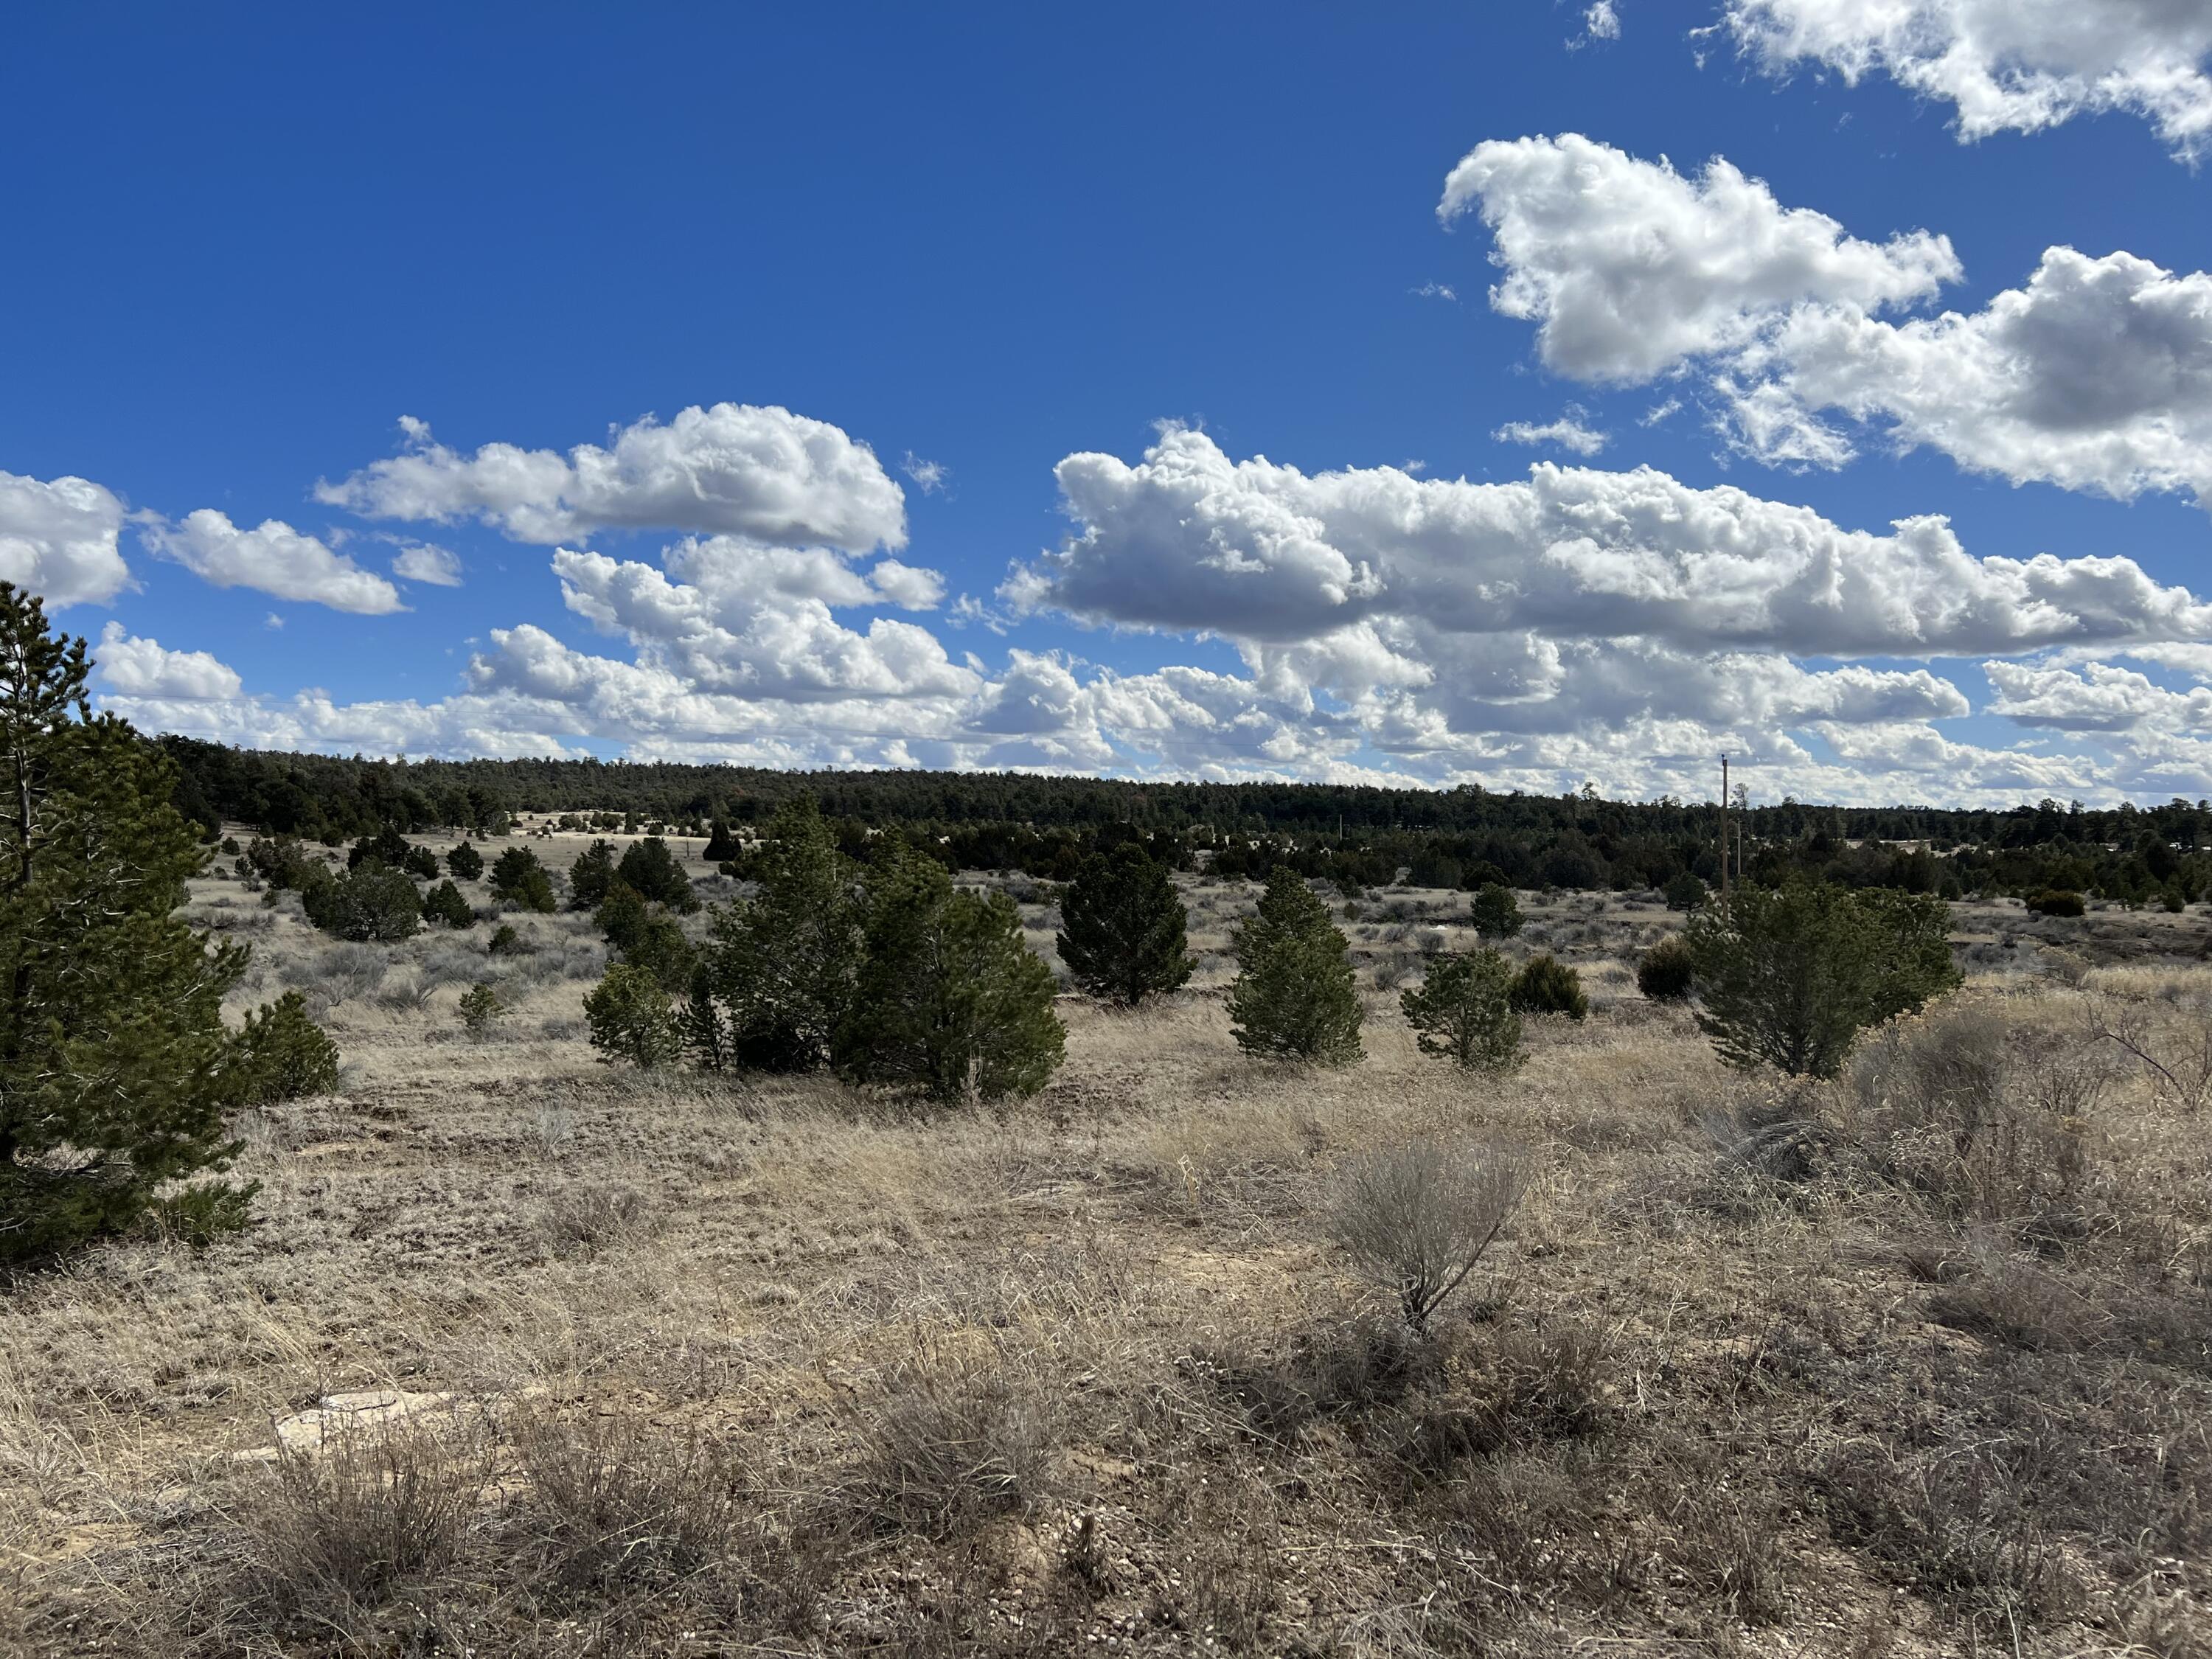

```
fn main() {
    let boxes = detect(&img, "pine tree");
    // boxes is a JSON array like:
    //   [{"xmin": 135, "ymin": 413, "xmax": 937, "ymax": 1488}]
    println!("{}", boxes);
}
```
[
  {"xmin": 628, "ymin": 912, "xmax": 695, "ymax": 992},
  {"xmin": 681, "ymin": 964, "xmax": 732, "ymax": 1070},
  {"xmin": 303, "ymin": 863, "xmax": 420, "ymax": 941},
  {"xmin": 457, "ymin": 981, "xmax": 504, "ymax": 1038},
  {"xmin": 617, "ymin": 835, "xmax": 696, "ymax": 912},
  {"xmin": 490, "ymin": 845, "xmax": 556, "ymax": 913},
  {"xmin": 835, "ymin": 844, "xmax": 1065, "ymax": 1101},
  {"xmin": 445, "ymin": 841, "xmax": 484, "ymax": 881},
  {"xmin": 1400, "ymin": 948, "xmax": 1521, "ymax": 1071},
  {"xmin": 1056, "ymin": 844, "xmax": 1194, "ymax": 1005},
  {"xmin": 1470, "ymin": 882, "xmax": 1523, "ymax": 939},
  {"xmin": 583, "ymin": 963, "xmax": 681, "ymax": 1068},
  {"xmin": 1684, "ymin": 879, "xmax": 1961, "ymax": 1077},
  {"xmin": 1637, "ymin": 936, "xmax": 1694, "ymax": 1001},
  {"xmin": 700, "ymin": 798, "xmax": 866, "ymax": 1072},
  {"xmin": 348, "ymin": 824, "xmax": 411, "ymax": 872},
  {"xmin": 0, "ymin": 584, "xmax": 257, "ymax": 1264},
  {"xmin": 1227, "ymin": 867, "xmax": 1364, "ymax": 1062},
  {"xmin": 232, "ymin": 991, "xmax": 341, "ymax": 1102},
  {"xmin": 568, "ymin": 839, "xmax": 617, "ymax": 909},
  {"xmin": 595, "ymin": 881, "xmax": 650, "ymax": 953},
  {"xmin": 420, "ymin": 877, "xmax": 476, "ymax": 929}
]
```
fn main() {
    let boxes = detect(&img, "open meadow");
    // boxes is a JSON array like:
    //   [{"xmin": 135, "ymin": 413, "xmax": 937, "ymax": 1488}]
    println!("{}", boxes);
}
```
[{"xmin": 7, "ymin": 827, "xmax": 2212, "ymax": 1657}]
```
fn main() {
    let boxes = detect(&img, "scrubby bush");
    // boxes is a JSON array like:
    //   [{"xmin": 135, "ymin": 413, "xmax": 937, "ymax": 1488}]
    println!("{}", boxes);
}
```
[
  {"xmin": 2026, "ymin": 889, "xmax": 2085, "ymax": 918},
  {"xmin": 457, "ymin": 981, "xmax": 504, "ymax": 1038},
  {"xmin": 1228, "ymin": 866, "xmax": 1363, "ymax": 1063},
  {"xmin": 1056, "ymin": 844, "xmax": 1193, "ymax": 1005},
  {"xmin": 1842, "ymin": 998, "xmax": 2110, "ymax": 1231},
  {"xmin": 487, "ymin": 922, "xmax": 526, "ymax": 956},
  {"xmin": 507, "ymin": 1408, "xmax": 743, "ymax": 1588},
  {"xmin": 347, "ymin": 824, "xmax": 413, "ymax": 872},
  {"xmin": 243, "ymin": 833, "xmax": 325, "ymax": 892},
  {"xmin": 1400, "ymin": 948, "xmax": 1521, "ymax": 1071},
  {"xmin": 568, "ymin": 840, "xmax": 618, "ymax": 910},
  {"xmin": 240, "ymin": 1418, "xmax": 490, "ymax": 1621},
  {"xmin": 1663, "ymin": 871, "xmax": 1709, "ymax": 913},
  {"xmin": 1637, "ymin": 936, "xmax": 1695, "ymax": 1002},
  {"xmin": 445, "ymin": 841, "xmax": 483, "ymax": 881},
  {"xmin": 232, "ymin": 990, "xmax": 341, "ymax": 1103},
  {"xmin": 302, "ymin": 864, "xmax": 421, "ymax": 942},
  {"xmin": 1511, "ymin": 953, "xmax": 1588, "ymax": 1020},
  {"xmin": 403, "ymin": 844, "xmax": 439, "ymax": 880},
  {"xmin": 1470, "ymin": 882, "xmax": 1523, "ymax": 939},
  {"xmin": 1332, "ymin": 1136, "xmax": 1526, "ymax": 1334},
  {"xmin": 617, "ymin": 835, "xmax": 697, "ymax": 913},
  {"xmin": 863, "ymin": 1354, "xmax": 1056, "ymax": 1537},
  {"xmin": 490, "ymin": 846, "xmax": 557, "ymax": 913},
  {"xmin": 582, "ymin": 963, "xmax": 682, "ymax": 1068},
  {"xmin": 420, "ymin": 878, "xmax": 475, "ymax": 930},
  {"xmin": 835, "ymin": 846, "xmax": 1065, "ymax": 1100},
  {"xmin": 1685, "ymin": 879, "xmax": 1961, "ymax": 1078}
]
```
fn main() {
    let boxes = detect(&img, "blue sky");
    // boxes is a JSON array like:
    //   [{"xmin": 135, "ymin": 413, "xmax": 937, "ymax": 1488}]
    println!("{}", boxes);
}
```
[{"xmin": 4, "ymin": 1, "xmax": 2211, "ymax": 805}]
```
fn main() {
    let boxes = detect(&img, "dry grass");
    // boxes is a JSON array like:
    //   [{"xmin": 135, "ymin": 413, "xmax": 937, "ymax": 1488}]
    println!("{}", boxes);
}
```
[{"xmin": 6, "ymin": 843, "xmax": 2212, "ymax": 1654}]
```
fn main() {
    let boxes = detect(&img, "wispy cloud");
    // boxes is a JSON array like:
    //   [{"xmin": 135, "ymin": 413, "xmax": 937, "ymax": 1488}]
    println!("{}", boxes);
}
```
[
  {"xmin": 902, "ymin": 451, "xmax": 950, "ymax": 494},
  {"xmin": 1491, "ymin": 412, "xmax": 1610, "ymax": 456}
]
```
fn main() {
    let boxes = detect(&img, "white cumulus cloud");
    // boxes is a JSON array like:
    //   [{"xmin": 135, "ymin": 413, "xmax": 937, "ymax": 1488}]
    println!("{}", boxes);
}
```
[
  {"xmin": 317, "ymin": 404, "xmax": 908, "ymax": 552},
  {"xmin": 0, "ymin": 470, "xmax": 131, "ymax": 607},
  {"xmin": 1731, "ymin": 246, "xmax": 2212, "ymax": 499},
  {"xmin": 551, "ymin": 538, "xmax": 975, "ymax": 703},
  {"xmin": 95, "ymin": 622, "xmax": 242, "ymax": 701},
  {"xmin": 143, "ymin": 510, "xmax": 403, "ymax": 614},
  {"xmin": 1439, "ymin": 133, "xmax": 1958, "ymax": 382},
  {"xmin": 1726, "ymin": 0, "xmax": 2212, "ymax": 159},
  {"xmin": 1447, "ymin": 134, "xmax": 2212, "ymax": 505},
  {"xmin": 1015, "ymin": 425, "xmax": 2212, "ymax": 658}
]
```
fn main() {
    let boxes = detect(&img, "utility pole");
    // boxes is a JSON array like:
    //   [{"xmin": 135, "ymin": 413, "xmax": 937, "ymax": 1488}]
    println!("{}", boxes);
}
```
[{"xmin": 1719, "ymin": 754, "xmax": 1730, "ymax": 901}]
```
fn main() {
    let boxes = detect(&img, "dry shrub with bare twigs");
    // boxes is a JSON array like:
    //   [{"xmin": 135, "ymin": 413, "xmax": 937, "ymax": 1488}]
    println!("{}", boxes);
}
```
[
  {"xmin": 1330, "ymin": 1135, "xmax": 1526, "ymax": 1333},
  {"xmin": 508, "ymin": 1408, "xmax": 753, "ymax": 1594},
  {"xmin": 230, "ymin": 1418, "xmax": 492, "ymax": 1630},
  {"xmin": 533, "ymin": 1180, "xmax": 654, "ymax": 1258},
  {"xmin": 860, "ymin": 1350, "xmax": 1057, "ymax": 1537},
  {"xmin": 1841, "ymin": 997, "xmax": 2115, "ymax": 1237}
]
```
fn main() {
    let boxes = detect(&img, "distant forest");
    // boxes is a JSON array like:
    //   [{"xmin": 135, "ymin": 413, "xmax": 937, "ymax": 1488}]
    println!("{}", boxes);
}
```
[{"xmin": 161, "ymin": 736, "xmax": 2212, "ymax": 908}]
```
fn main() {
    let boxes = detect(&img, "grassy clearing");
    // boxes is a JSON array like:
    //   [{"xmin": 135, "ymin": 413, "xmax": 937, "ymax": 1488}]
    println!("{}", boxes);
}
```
[{"xmin": 7, "ymin": 838, "xmax": 2212, "ymax": 1655}]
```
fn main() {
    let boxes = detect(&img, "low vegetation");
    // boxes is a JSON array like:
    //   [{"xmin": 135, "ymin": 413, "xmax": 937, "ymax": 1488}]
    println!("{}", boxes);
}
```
[{"xmin": 12, "ymin": 600, "xmax": 2212, "ymax": 1655}]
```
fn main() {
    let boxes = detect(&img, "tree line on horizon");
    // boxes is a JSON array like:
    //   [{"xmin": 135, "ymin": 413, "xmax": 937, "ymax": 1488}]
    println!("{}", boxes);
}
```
[{"xmin": 159, "ymin": 735, "xmax": 2212, "ymax": 910}]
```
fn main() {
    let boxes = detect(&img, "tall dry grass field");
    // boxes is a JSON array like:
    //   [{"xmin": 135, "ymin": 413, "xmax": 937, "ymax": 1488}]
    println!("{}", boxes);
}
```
[{"xmin": 7, "ymin": 839, "xmax": 2211, "ymax": 1655}]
